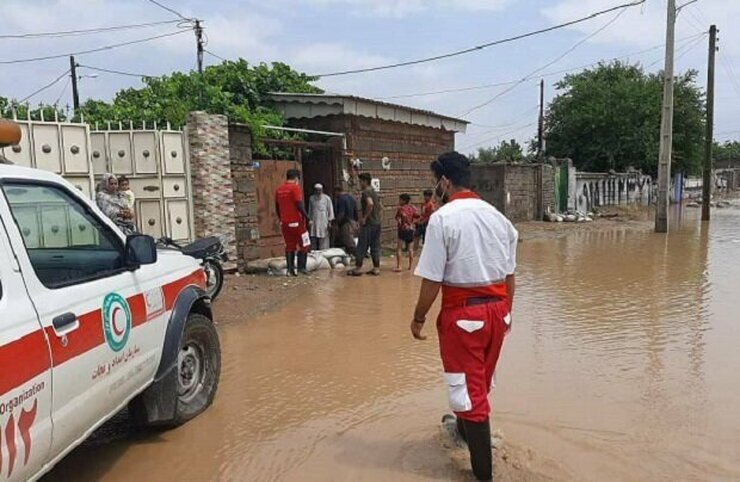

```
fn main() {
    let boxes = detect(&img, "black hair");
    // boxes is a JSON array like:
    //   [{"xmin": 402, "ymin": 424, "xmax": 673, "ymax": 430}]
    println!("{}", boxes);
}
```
[
  {"xmin": 118, "ymin": 175, "xmax": 129, "ymax": 183},
  {"xmin": 431, "ymin": 151, "xmax": 471, "ymax": 188},
  {"xmin": 423, "ymin": 189, "xmax": 433, "ymax": 197},
  {"xmin": 286, "ymin": 169, "xmax": 301, "ymax": 180},
  {"xmin": 358, "ymin": 173, "xmax": 372, "ymax": 184},
  {"xmin": 399, "ymin": 193, "xmax": 411, "ymax": 202}
]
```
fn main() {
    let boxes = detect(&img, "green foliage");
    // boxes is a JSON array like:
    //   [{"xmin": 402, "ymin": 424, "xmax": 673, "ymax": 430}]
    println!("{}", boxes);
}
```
[
  {"xmin": 0, "ymin": 96, "xmax": 67, "ymax": 122},
  {"xmin": 544, "ymin": 61, "xmax": 705, "ymax": 176},
  {"xmin": 470, "ymin": 139, "xmax": 527, "ymax": 164},
  {"xmin": 3, "ymin": 60, "xmax": 321, "ymax": 151},
  {"xmin": 80, "ymin": 60, "xmax": 322, "ymax": 143},
  {"xmin": 713, "ymin": 140, "xmax": 740, "ymax": 165}
]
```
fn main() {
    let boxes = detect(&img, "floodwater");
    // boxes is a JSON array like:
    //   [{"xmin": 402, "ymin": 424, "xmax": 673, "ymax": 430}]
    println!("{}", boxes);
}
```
[{"xmin": 47, "ymin": 202, "xmax": 740, "ymax": 481}]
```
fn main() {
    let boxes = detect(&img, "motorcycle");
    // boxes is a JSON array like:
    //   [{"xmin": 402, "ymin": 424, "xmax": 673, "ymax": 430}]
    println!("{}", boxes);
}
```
[{"xmin": 158, "ymin": 235, "xmax": 227, "ymax": 301}]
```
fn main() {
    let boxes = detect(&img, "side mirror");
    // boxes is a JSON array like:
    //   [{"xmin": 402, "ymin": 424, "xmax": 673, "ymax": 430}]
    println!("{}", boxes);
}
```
[{"xmin": 124, "ymin": 234, "xmax": 157, "ymax": 268}]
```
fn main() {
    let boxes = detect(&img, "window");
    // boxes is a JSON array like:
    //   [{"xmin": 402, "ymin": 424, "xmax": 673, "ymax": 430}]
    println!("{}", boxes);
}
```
[{"xmin": 1, "ymin": 182, "xmax": 125, "ymax": 288}]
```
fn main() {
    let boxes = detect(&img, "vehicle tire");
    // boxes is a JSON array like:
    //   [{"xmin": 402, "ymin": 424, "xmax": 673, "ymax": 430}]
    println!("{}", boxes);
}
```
[
  {"xmin": 128, "ymin": 313, "xmax": 220, "ymax": 429},
  {"xmin": 172, "ymin": 313, "xmax": 221, "ymax": 425},
  {"xmin": 203, "ymin": 260, "xmax": 224, "ymax": 301}
]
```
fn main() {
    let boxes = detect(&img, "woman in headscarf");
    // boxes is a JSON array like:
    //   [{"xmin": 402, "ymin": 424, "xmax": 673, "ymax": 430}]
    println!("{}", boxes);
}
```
[{"xmin": 96, "ymin": 173, "xmax": 136, "ymax": 234}]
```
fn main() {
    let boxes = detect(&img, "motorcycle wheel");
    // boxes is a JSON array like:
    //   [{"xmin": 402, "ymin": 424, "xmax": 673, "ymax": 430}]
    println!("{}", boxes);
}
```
[{"xmin": 203, "ymin": 259, "xmax": 224, "ymax": 301}]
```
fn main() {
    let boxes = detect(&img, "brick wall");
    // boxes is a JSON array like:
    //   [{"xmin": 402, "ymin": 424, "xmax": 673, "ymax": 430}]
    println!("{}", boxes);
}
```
[
  {"xmin": 471, "ymin": 163, "xmax": 556, "ymax": 222},
  {"xmin": 228, "ymin": 124, "xmax": 261, "ymax": 269},
  {"xmin": 186, "ymin": 112, "xmax": 237, "ymax": 257},
  {"xmin": 290, "ymin": 115, "xmax": 455, "ymax": 245}
]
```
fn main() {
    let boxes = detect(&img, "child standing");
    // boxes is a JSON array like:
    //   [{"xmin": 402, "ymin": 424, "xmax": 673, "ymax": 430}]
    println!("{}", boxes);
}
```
[
  {"xmin": 414, "ymin": 189, "xmax": 436, "ymax": 252},
  {"xmin": 117, "ymin": 175, "xmax": 136, "ymax": 215},
  {"xmin": 394, "ymin": 193, "xmax": 418, "ymax": 272}
]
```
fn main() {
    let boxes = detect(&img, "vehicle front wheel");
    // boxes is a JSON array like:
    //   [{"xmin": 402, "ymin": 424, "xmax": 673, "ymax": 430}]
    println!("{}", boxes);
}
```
[{"xmin": 172, "ymin": 313, "xmax": 221, "ymax": 425}]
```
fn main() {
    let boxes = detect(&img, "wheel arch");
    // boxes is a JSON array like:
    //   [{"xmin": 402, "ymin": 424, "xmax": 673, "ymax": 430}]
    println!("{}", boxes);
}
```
[{"xmin": 129, "ymin": 285, "xmax": 213, "ymax": 426}]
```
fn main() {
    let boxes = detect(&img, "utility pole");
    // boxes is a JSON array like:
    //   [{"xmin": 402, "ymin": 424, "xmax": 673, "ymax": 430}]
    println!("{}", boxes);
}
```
[
  {"xmin": 69, "ymin": 56, "xmax": 80, "ymax": 114},
  {"xmin": 538, "ymin": 79, "xmax": 545, "ymax": 161},
  {"xmin": 655, "ymin": 0, "xmax": 676, "ymax": 233},
  {"xmin": 195, "ymin": 20, "xmax": 204, "ymax": 76},
  {"xmin": 702, "ymin": 25, "xmax": 718, "ymax": 221}
]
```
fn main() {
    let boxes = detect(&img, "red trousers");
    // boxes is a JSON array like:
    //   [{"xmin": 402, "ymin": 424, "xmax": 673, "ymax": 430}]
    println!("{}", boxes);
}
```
[
  {"xmin": 437, "ymin": 299, "xmax": 510, "ymax": 422},
  {"xmin": 281, "ymin": 221, "xmax": 309, "ymax": 253}
]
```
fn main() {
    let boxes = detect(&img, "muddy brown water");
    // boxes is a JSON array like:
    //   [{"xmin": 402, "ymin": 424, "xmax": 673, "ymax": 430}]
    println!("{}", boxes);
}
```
[{"xmin": 46, "ymin": 203, "xmax": 740, "ymax": 481}]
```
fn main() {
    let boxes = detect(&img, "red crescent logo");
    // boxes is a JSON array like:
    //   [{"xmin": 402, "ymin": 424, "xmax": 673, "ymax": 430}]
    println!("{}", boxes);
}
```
[{"xmin": 112, "ymin": 306, "xmax": 125, "ymax": 336}]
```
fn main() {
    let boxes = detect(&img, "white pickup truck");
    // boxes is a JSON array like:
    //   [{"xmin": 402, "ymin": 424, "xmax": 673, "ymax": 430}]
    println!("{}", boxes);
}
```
[{"xmin": 0, "ymin": 163, "xmax": 221, "ymax": 481}]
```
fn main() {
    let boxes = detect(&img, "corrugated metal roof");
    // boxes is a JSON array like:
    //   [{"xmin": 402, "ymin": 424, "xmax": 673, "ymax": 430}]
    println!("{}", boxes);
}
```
[{"xmin": 268, "ymin": 93, "xmax": 469, "ymax": 133}]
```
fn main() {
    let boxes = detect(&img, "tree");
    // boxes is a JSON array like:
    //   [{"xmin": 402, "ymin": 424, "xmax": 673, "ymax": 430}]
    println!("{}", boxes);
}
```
[
  {"xmin": 714, "ymin": 140, "xmax": 740, "ymax": 168},
  {"xmin": 1, "ymin": 96, "xmax": 67, "ymax": 122},
  {"xmin": 80, "ymin": 60, "xmax": 322, "ymax": 142},
  {"xmin": 543, "ymin": 61, "xmax": 705, "ymax": 176},
  {"xmin": 470, "ymin": 139, "xmax": 526, "ymax": 163}
]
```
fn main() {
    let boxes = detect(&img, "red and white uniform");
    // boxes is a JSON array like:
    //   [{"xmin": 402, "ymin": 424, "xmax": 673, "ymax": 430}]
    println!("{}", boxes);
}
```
[
  {"xmin": 415, "ymin": 191, "xmax": 518, "ymax": 422},
  {"xmin": 276, "ymin": 181, "xmax": 309, "ymax": 253}
]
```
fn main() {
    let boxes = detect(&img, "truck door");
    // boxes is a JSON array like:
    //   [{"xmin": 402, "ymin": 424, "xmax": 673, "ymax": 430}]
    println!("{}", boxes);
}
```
[
  {"xmin": 0, "ymin": 213, "xmax": 52, "ymax": 482},
  {"xmin": 0, "ymin": 180, "xmax": 165, "ymax": 465}
]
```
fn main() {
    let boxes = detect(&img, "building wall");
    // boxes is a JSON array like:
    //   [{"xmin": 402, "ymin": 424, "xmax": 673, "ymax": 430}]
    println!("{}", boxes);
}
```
[
  {"xmin": 573, "ymin": 172, "xmax": 652, "ymax": 212},
  {"xmin": 471, "ymin": 163, "xmax": 556, "ymax": 222},
  {"xmin": 228, "ymin": 124, "xmax": 262, "ymax": 268},
  {"xmin": 289, "ymin": 115, "xmax": 455, "ymax": 244},
  {"xmin": 186, "ymin": 112, "xmax": 237, "ymax": 258}
]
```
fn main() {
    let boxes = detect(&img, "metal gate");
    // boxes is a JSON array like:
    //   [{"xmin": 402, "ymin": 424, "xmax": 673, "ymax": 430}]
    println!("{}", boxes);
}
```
[
  {"xmin": 0, "ymin": 115, "xmax": 194, "ymax": 243},
  {"xmin": 90, "ymin": 124, "xmax": 193, "ymax": 242}
]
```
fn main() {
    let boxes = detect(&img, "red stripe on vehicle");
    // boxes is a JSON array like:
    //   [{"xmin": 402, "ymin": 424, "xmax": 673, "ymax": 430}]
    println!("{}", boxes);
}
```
[
  {"xmin": 1, "ymin": 269, "xmax": 205, "ymax": 396},
  {"xmin": 0, "ymin": 330, "xmax": 51, "ymax": 396},
  {"xmin": 162, "ymin": 269, "xmax": 206, "ymax": 310}
]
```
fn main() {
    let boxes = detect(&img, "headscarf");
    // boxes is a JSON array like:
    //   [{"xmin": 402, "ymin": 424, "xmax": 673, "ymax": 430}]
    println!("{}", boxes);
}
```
[{"xmin": 96, "ymin": 173, "xmax": 127, "ymax": 221}]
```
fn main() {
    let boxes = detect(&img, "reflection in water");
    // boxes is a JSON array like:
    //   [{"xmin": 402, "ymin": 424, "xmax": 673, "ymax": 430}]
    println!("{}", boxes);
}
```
[{"xmin": 46, "ymin": 203, "xmax": 740, "ymax": 481}]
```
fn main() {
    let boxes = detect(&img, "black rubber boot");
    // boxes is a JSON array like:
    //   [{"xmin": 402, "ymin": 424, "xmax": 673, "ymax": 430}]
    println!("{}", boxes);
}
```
[
  {"xmin": 461, "ymin": 418, "xmax": 493, "ymax": 481},
  {"xmin": 297, "ymin": 252, "xmax": 310, "ymax": 276},
  {"xmin": 286, "ymin": 252, "xmax": 297, "ymax": 276}
]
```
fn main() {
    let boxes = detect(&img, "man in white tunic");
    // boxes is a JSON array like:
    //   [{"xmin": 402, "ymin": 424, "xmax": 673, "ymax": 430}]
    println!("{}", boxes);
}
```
[{"xmin": 309, "ymin": 183, "xmax": 334, "ymax": 250}]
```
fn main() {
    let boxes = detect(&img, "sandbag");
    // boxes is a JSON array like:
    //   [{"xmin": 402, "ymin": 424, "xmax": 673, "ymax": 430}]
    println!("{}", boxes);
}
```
[
  {"xmin": 267, "ymin": 258, "xmax": 288, "ymax": 270},
  {"xmin": 318, "ymin": 248, "xmax": 347, "ymax": 259}
]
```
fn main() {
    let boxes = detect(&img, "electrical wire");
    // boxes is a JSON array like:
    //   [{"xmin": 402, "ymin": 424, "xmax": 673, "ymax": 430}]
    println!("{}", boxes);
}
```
[
  {"xmin": 18, "ymin": 69, "xmax": 71, "ymax": 103},
  {"xmin": 0, "ymin": 19, "xmax": 185, "ymax": 39},
  {"xmin": 378, "ymin": 32, "xmax": 706, "ymax": 102},
  {"xmin": 53, "ymin": 77, "xmax": 72, "ymax": 106},
  {"xmin": 0, "ymin": 29, "xmax": 190, "ymax": 65},
  {"xmin": 78, "ymin": 64, "xmax": 154, "ymax": 78},
  {"xmin": 459, "ymin": 7, "xmax": 629, "ymax": 119},
  {"xmin": 205, "ymin": 49, "xmax": 227, "ymax": 61},
  {"xmin": 459, "ymin": 122, "xmax": 539, "ymax": 152},
  {"xmin": 145, "ymin": 0, "xmax": 191, "ymax": 21},
  {"xmin": 312, "ymin": 0, "xmax": 646, "ymax": 78}
]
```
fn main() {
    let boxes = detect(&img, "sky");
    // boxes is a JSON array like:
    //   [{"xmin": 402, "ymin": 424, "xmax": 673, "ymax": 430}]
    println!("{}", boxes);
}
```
[{"xmin": 2, "ymin": 0, "xmax": 740, "ymax": 154}]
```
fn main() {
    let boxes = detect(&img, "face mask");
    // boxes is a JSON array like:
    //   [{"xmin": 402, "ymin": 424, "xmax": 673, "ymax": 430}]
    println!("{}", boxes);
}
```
[{"xmin": 434, "ymin": 178, "xmax": 449, "ymax": 204}]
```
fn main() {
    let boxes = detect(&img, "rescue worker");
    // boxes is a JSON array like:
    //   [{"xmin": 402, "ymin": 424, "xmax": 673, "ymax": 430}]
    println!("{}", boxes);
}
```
[
  {"xmin": 275, "ymin": 169, "xmax": 311, "ymax": 276},
  {"xmin": 411, "ymin": 151, "xmax": 517, "ymax": 481}
]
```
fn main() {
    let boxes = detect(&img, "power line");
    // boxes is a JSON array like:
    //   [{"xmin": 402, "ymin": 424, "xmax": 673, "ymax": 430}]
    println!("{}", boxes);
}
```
[
  {"xmin": 0, "ymin": 19, "xmax": 184, "ymax": 39},
  {"xmin": 313, "ymin": 0, "xmax": 646, "ymax": 78},
  {"xmin": 53, "ymin": 77, "xmax": 72, "ymax": 106},
  {"xmin": 204, "ymin": 49, "xmax": 227, "ymax": 61},
  {"xmin": 145, "ymin": 0, "xmax": 191, "ymax": 21},
  {"xmin": 78, "ymin": 64, "xmax": 154, "ymax": 78},
  {"xmin": 18, "ymin": 69, "xmax": 71, "ymax": 103},
  {"xmin": 460, "ymin": 6, "xmax": 629, "ymax": 118},
  {"xmin": 459, "ymin": 122, "xmax": 539, "ymax": 152},
  {"xmin": 0, "ymin": 29, "xmax": 191, "ymax": 65},
  {"xmin": 377, "ymin": 33, "xmax": 705, "ymax": 101}
]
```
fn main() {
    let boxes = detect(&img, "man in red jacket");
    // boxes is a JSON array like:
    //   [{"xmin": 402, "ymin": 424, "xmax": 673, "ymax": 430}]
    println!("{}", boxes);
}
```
[{"xmin": 275, "ymin": 169, "xmax": 311, "ymax": 276}]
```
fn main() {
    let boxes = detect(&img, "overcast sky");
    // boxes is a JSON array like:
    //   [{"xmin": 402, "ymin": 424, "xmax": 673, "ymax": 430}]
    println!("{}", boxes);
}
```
[{"xmin": 2, "ymin": 0, "xmax": 739, "ymax": 154}]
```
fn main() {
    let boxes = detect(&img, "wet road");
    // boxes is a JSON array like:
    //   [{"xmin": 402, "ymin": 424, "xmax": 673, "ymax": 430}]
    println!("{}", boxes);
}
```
[{"xmin": 47, "ymin": 202, "xmax": 740, "ymax": 481}]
